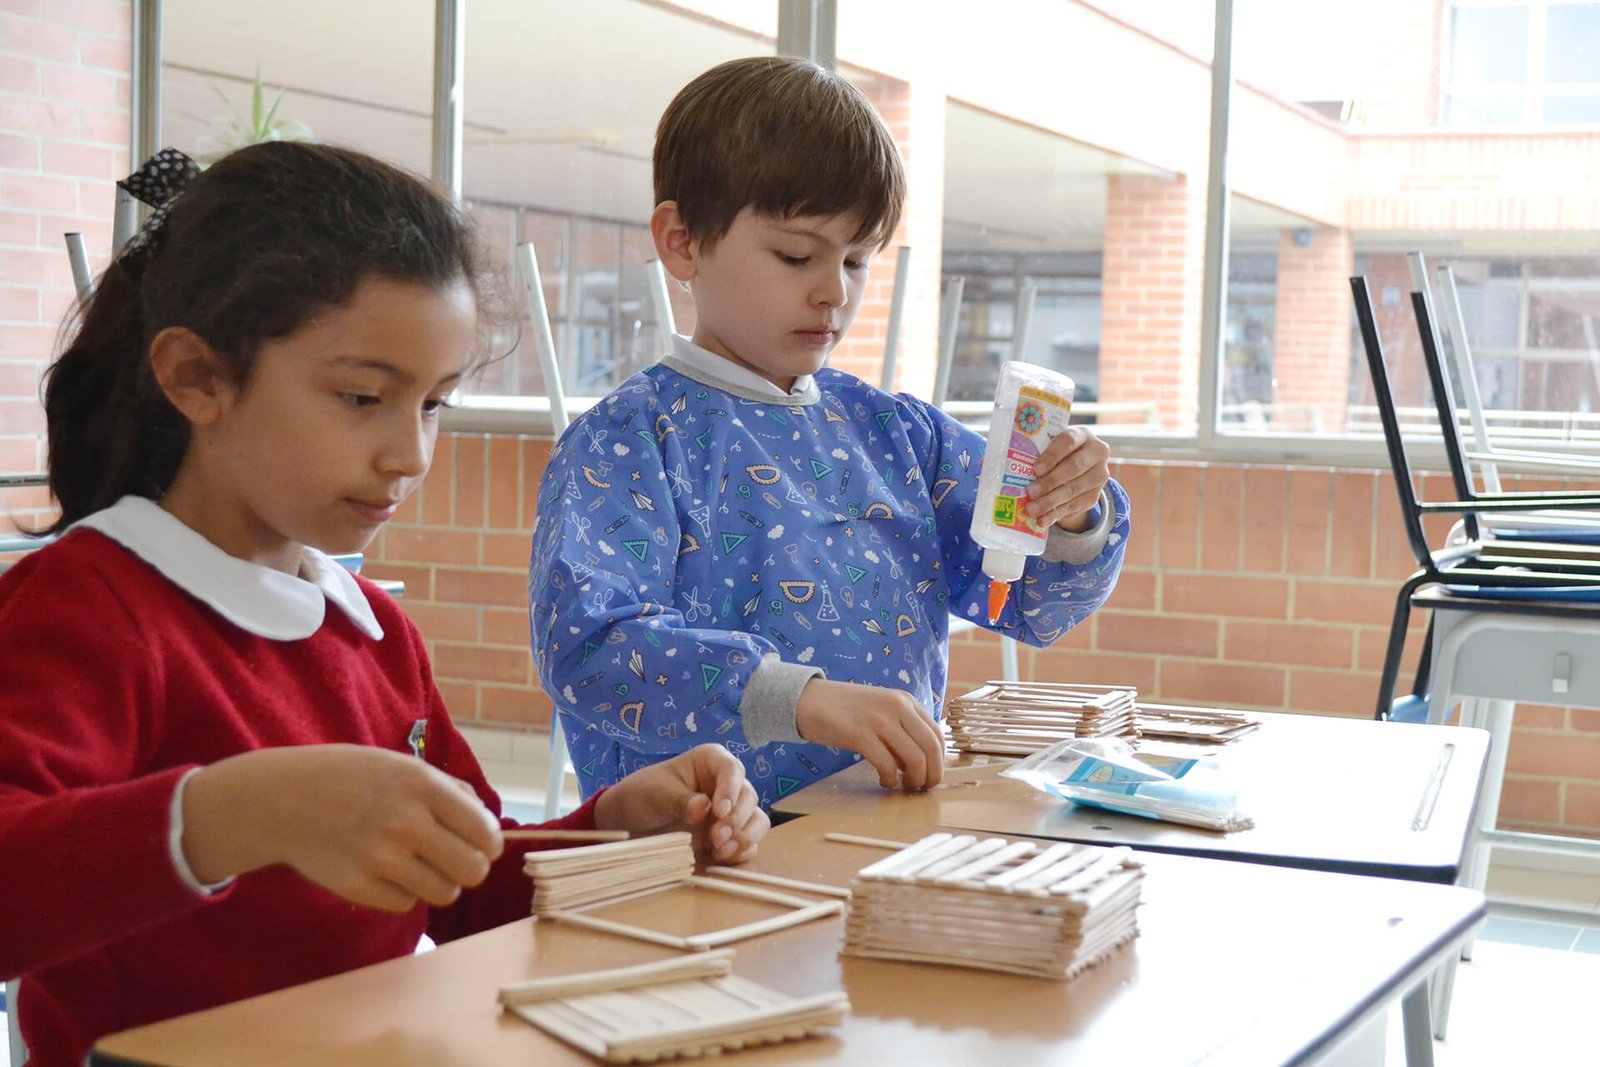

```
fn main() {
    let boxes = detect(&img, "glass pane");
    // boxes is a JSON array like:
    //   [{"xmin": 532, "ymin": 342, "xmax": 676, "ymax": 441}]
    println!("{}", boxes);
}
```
[
  {"xmin": 1445, "ymin": 92, "xmax": 1530, "ymax": 125},
  {"xmin": 1542, "ymin": 95, "xmax": 1600, "ymax": 124},
  {"xmin": 461, "ymin": 0, "xmax": 778, "ymax": 399},
  {"xmin": 1225, "ymin": 0, "xmax": 1600, "ymax": 442},
  {"xmin": 161, "ymin": 0, "xmax": 433, "ymax": 168},
  {"xmin": 1546, "ymin": 3, "xmax": 1600, "ymax": 82},
  {"xmin": 850, "ymin": 1, "xmax": 1216, "ymax": 434},
  {"xmin": 1449, "ymin": 4, "xmax": 1529, "ymax": 85}
]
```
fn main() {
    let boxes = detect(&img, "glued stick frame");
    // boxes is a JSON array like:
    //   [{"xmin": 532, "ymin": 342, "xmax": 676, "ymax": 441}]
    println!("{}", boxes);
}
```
[{"xmin": 541, "ymin": 873, "xmax": 844, "ymax": 952}]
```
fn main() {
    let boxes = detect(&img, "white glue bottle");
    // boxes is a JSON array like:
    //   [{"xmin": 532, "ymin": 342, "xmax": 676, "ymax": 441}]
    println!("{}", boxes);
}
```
[{"xmin": 971, "ymin": 360, "xmax": 1076, "ymax": 623}]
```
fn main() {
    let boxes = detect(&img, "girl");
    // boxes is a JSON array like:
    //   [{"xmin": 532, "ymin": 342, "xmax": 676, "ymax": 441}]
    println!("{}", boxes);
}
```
[{"xmin": 0, "ymin": 141, "xmax": 767, "ymax": 1067}]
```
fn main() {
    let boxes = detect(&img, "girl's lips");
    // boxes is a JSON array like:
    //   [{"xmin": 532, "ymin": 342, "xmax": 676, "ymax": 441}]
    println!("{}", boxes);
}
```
[
  {"xmin": 348, "ymin": 499, "xmax": 398, "ymax": 524},
  {"xmin": 794, "ymin": 329, "xmax": 835, "ymax": 345}
]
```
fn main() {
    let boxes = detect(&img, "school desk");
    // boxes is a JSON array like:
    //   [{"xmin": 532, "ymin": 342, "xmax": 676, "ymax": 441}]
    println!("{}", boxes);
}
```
[
  {"xmin": 90, "ymin": 816, "xmax": 1484, "ymax": 1067},
  {"xmin": 773, "ymin": 710, "xmax": 1491, "ymax": 884}
]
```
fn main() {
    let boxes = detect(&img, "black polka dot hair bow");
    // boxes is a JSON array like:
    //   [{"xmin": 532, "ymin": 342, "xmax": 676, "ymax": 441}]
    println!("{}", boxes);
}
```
[{"xmin": 116, "ymin": 147, "xmax": 200, "ymax": 263}]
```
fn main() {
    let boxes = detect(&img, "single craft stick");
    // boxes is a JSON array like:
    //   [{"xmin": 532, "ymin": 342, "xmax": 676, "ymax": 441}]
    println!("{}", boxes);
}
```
[
  {"xmin": 687, "ymin": 874, "xmax": 836, "ymax": 910},
  {"xmin": 702, "ymin": 866, "xmax": 852, "ymax": 900},
  {"xmin": 503, "ymin": 829, "xmax": 631, "ymax": 843},
  {"xmin": 822, "ymin": 832, "xmax": 911, "ymax": 850},
  {"xmin": 684, "ymin": 901, "xmax": 844, "ymax": 950},
  {"xmin": 544, "ymin": 908, "xmax": 696, "ymax": 950},
  {"xmin": 498, "ymin": 951, "xmax": 735, "ymax": 1006}
]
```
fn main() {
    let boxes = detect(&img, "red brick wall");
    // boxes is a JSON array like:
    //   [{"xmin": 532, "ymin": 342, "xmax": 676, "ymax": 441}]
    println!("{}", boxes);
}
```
[
  {"xmin": 1100, "ymin": 173, "xmax": 1205, "ymax": 432},
  {"xmin": 1273, "ymin": 226, "xmax": 1354, "ymax": 433},
  {"xmin": 0, "ymin": 0, "xmax": 130, "ymax": 530},
  {"xmin": 369, "ymin": 442, "xmax": 1600, "ymax": 840}
]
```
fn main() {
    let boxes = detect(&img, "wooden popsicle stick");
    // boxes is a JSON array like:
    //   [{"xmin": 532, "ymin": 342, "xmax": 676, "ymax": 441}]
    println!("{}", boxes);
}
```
[
  {"xmin": 499, "ymin": 951, "xmax": 734, "ymax": 1005},
  {"xmin": 703, "ymin": 866, "xmax": 852, "ymax": 900},
  {"xmin": 822, "ymin": 831, "xmax": 911, "ymax": 850},
  {"xmin": 503, "ymin": 829, "xmax": 631, "ymax": 842},
  {"xmin": 544, "ymin": 908, "xmax": 696, "ymax": 950}
]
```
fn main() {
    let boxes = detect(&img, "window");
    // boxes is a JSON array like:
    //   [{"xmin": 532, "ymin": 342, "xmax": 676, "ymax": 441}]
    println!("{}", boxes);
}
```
[
  {"xmin": 1444, "ymin": 1, "xmax": 1600, "ymax": 127},
  {"xmin": 459, "ymin": 0, "xmax": 777, "ymax": 402},
  {"xmin": 160, "ymin": 0, "xmax": 435, "ymax": 167}
]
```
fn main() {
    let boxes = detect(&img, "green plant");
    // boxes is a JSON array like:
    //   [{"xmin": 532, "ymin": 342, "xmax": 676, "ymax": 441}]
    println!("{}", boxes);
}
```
[{"xmin": 202, "ymin": 66, "xmax": 315, "ymax": 151}]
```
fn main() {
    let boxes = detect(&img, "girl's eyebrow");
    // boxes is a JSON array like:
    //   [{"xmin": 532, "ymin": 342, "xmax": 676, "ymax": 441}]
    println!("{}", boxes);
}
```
[{"xmin": 326, "ymin": 356, "xmax": 463, "ymax": 390}]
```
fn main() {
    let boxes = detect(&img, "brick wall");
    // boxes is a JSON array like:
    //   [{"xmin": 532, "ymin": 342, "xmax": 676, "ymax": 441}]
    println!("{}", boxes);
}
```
[
  {"xmin": 0, "ymin": 0, "xmax": 130, "ymax": 530},
  {"xmin": 369, "ymin": 442, "xmax": 1600, "ymax": 840},
  {"xmin": 1100, "ymin": 173, "xmax": 1206, "ymax": 431},
  {"xmin": 1273, "ymin": 225, "xmax": 1354, "ymax": 433}
]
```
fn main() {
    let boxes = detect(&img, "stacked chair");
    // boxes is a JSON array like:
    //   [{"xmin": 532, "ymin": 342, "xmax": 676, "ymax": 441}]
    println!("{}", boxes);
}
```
[{"xmin": 1351, "ymin": 265, "xmax": 1600, "ymax": 1038}]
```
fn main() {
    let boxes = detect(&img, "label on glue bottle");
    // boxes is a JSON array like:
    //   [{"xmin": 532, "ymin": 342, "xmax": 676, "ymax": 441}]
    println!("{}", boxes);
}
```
[{"xmin": 986, "ymin": 383, "xmax": 1074, "ymax": 540}]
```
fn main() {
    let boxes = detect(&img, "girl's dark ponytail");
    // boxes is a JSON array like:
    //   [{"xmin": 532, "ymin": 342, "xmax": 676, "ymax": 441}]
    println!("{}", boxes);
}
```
[
  {"xmin": 41, "ymin": 259, "xmax": 189, "ymax": 533},
  {"xmin": 37, "ymin": 141, "xmax": 496, "ymax": 535}
]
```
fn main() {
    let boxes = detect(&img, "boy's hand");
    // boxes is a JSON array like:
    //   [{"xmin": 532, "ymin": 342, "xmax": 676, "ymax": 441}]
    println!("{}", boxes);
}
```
[
  {"xmin": 594, "ymin": 744, "xmax": 767, "ymax": 865},
  {"xmin": 1027, "ymin": 426, "xmax": 1111, "ymax": 532},
  {"xmin": 795, "ymin": 678, "xmax": 945, "ymax": 790},
  {"xmin": 184, "ymin": 745, "xmax": 503, "ymax": 913}
]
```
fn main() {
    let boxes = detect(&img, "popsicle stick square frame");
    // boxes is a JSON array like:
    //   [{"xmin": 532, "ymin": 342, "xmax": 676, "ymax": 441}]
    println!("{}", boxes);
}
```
[{"xmin": 527, "ymin": 834, "xmax": 843, "ymax": 951}]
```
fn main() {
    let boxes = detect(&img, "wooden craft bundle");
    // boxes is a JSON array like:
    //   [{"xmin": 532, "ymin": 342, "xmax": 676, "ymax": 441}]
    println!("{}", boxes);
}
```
[
  {"xmin": 499, "ymin": 950, "xmax": 848, "ymax": 1064},
  {"xmin": 523, "ymin": 832, "xmax": 696, "ymax": 916},
  {"xmin": 945, "ymin": 682, "xmax": 1140, "ymax": 755},
  {"xmin": 842, "ymin": 831, "xmax": 1144, "ymax": 979}
]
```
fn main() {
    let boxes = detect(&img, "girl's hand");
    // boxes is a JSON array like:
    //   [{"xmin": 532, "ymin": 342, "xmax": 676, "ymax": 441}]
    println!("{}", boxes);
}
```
[
  {"xmin": 1027, "ymin": 426, "xmax": 1111, "ymax": 532},
  {"xmin": 594, "ymin": 744, "xmax": 768, "ymax": 864},
  {"xmin": 182, "ymin": 744, "xmax": 503, "ymax": 912},
  {"xmin": 795, "ymin": 678, "xmax": 945, "ymax": 790}
]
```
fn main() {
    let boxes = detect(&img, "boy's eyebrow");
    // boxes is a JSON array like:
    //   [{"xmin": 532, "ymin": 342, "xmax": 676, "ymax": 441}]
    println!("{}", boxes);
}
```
[{"xmin": 768, "ymin": 223, "xmax": 875, "ymax": 253}]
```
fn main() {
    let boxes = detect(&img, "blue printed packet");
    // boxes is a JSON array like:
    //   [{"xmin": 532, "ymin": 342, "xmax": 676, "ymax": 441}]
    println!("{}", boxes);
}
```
[{"xmin": 1001, "ymin": 737, "xmax": 1254, "ymax": 833}]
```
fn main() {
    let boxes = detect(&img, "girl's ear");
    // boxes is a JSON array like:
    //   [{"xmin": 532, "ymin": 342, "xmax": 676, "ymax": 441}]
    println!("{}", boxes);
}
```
[
  {"xmin": 650, "ymin": 200, "xmax": 698, "ymax": 284},
  {"xmin": 148, "ymin": 327, "xmax": 234, "ymax": 426}
]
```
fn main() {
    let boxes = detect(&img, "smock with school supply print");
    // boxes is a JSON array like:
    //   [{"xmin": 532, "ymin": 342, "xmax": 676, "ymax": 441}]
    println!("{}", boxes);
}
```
[{"xmin": 529, "ymin": 346, "xmax": 1129, "ymax": 809}]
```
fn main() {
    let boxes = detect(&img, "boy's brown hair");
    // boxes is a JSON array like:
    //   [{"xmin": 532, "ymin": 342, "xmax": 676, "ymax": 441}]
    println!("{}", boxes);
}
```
[{"xmin": 653, "ymin": 56, "xmax": 906, "ymax": 251}]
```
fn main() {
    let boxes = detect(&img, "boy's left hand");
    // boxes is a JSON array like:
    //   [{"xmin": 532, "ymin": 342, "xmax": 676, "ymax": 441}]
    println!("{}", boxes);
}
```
[
  {"xmin": 1026, "ymin": 426, "xmax": 1111, "ymax": 533},
  {"xmin": 593, "ymin": 744, "xmax": 768, "ymax": 865}
]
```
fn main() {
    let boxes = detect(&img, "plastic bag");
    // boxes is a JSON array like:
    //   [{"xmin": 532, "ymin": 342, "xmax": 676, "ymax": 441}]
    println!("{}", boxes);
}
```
[{"xmin": 1000, "ymin": 737, "xmax": 1254, "ymax": 833}]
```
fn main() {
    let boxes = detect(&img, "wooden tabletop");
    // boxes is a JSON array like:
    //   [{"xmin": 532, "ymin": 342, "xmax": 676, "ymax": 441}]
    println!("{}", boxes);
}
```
[
  {"xmin": 774, "ymin": 711, "xmax": 1489, "ymax": 883},
  {"xmin": 93, "ymin": 815, "xmax": 1484, "ymax": 1067}
]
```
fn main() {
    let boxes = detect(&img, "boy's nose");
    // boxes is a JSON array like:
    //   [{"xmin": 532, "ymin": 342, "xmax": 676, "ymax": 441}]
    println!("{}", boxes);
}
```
[{"xmin": 812, "ymin": 267, "xmax": 849, "ymax": 309}]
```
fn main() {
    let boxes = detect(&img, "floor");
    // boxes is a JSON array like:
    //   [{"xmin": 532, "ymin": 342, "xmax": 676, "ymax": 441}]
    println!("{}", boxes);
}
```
[{"xmin": 4, "ymin": 749, "xmax": 1594, "ymax": 1066}]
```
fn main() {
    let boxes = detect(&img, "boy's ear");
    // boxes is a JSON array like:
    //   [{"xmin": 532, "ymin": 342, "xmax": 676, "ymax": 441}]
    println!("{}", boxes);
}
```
[
  {"xmin": 148, "ymin": 326, "xmax": 235, "ymax": 426},
  {"xmin": 651, "ymin": 200, "xmax": 697, "ymax": 284}
]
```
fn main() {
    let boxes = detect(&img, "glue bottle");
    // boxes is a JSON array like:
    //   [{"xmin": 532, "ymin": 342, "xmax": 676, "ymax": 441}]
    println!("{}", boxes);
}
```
[{"xmin": 971, "ymin": 360, "xmax": 1076, "ymax": 623}]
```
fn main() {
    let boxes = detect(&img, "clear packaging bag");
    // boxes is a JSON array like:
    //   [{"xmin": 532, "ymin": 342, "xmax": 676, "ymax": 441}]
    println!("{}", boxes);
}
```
[{"xmin": 1000, "ymin": 737, "xmax": 1254, "ymax": 833}]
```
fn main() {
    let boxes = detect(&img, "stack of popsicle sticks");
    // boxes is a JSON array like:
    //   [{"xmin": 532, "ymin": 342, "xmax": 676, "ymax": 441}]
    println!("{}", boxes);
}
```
[
  {"xmin": 1134, "ymin": 703, "xmax": 1261, "ymax": 745},
  {"xmin": 524, "ymin": 833, "xmax": 696, "ymax": 916},
  {"xmin": 524, "ymin": 832, "xmax": 844, "ymax": 951},
  {"xmin": 944, "ymin": 682, "xmax": 1140, "ymax": 756},
  {"xmin": 499, "ymin": 950, "xmax": 849, "ymax": 1063},
  {"xmin": 842, "ymin": 832, "xmax": 1143, "ymax": 979}
]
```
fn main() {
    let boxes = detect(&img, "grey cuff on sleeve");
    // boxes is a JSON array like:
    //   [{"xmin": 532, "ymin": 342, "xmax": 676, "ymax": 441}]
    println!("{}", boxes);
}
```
[
  {"xmin": 738, "ymin": 653, "xmax": 824, "ymax": 747},
  {"xmin": 1040, "ymin": 486, "xmax": 1116, "ymax": 566}
]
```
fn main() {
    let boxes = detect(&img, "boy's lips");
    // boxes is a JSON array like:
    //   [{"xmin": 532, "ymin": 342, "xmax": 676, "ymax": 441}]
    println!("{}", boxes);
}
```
[{"xmin": 794, "ymin": 327, "xmax": 836, "ymax": 345}]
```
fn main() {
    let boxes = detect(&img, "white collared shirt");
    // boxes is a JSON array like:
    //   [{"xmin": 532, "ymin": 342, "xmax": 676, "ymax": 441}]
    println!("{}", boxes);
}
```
[{"xmin": 73, "ymin": 495, "xmax": 385, "ymax": 894}]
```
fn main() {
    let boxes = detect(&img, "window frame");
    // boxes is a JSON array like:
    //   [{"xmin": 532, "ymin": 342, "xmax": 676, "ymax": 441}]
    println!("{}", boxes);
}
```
[{"xmin": 133, "ymin": 0, "xmax": 1575, "ymax": 473}]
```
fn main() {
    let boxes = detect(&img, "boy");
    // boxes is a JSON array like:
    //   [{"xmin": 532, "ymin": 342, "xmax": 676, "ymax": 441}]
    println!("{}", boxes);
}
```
[{"xmin": 529, "ymin": 56, "xmax": 1129, "ymax": 808}]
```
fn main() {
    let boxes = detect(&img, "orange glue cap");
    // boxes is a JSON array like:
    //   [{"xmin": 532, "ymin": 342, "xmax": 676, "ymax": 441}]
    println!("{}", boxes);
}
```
[{"xmin": 986, "ymin": 579, "xmax": 1010, "ymax": 623}]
